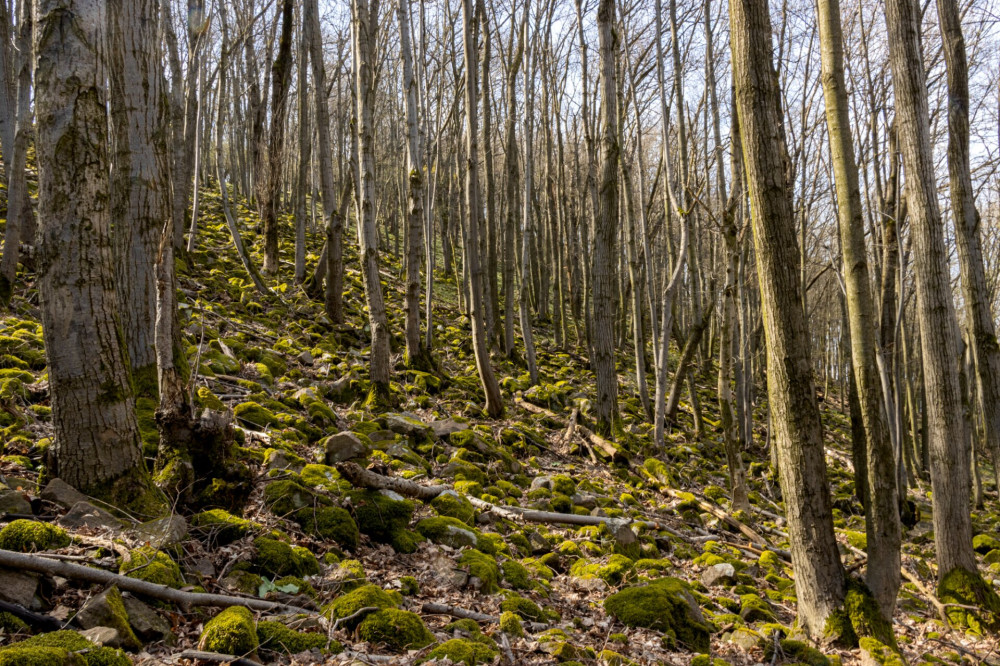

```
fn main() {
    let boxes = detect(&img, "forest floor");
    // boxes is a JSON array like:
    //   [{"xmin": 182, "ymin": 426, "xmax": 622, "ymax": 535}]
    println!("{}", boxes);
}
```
[{"xmin": 0, "ymin": 188, "xmax": 998, "ymax": 665}]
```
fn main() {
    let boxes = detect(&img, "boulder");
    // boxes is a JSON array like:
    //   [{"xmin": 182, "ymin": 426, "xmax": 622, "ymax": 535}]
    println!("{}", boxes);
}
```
[
  {"xmin": 701, "ymin": 562, "xmax": 737, "ymax": 588},
  {"xmin": 73, "ymin": 586, "xmax": 141, "ymax": 650},
  {"xmin": 0, "ymin": 568, "xmax": 38, "ymax": 606},
  {"xmin": 130, "ymin": 515, "xmax": 188, "ymax": 550},
  {"xmin": 382, "ymin": 412, "xmax": 432, "ymax": 437},
  {"xmin": 122, "ymin": 595, "xmax": 176, "ymax": 645},
  {"xmin": 40, "ymin": 478, "xmax": 87, "ymax": 509},
  {"xmin": 0, "ymin": 486, "xmax": 31, "ymax": 515},
  {"xmin": 429, "ymin": 418, "xmax": 471, "ymax": 440},
  {"xmin": 324, "ymin": 431, "xmax": 371, "ymax": 464},
  {"xmin": 57, "ymin": 501, "xmax": 124, "ymax": 533},
  {"xmin": 604, "ymin": 577, "xmax": 712, "ymax": 653}
]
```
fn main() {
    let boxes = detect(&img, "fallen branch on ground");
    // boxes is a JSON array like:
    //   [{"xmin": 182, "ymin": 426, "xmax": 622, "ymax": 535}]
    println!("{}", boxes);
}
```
[
  {"xmin": 0, "ymin": 549, "xmax": 316, "ymax": 615},
  {"xmin": 514, "ymin": 396, "xmax": 629, "ymax": 462},
  {"xmin": 421, "ymin": 602, "xmax": 548, "ymax": 632},
  {"xmin": 0, "ymin": 599, "xmax": 64, "ymax": 632},
  {"xmin": 171, "ymin": 650, "xmax": 259, "ymax": 666}
]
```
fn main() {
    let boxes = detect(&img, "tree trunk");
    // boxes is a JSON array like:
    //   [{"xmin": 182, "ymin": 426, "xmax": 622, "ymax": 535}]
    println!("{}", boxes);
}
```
[
  {"xmin": 729, "ymin": 0, "xmax": 845, "ymax": 636},
  {"xmin": 817, "ymin": 0, "xmax": 901, "ymax": 615},
  {"xmin": 34, "ymin": 0, "xmax": 159, "ymax": 513},
  {"xmin": 262, "ymin": 0, "xmax": 294, "ymax": 275},
  {"xmin": 884, "ymin": 0, "xmax": 979, "ymax": 580},
  {"xmin": 592, "ymin": 0, "xmax": 619, "ymax": 434}
]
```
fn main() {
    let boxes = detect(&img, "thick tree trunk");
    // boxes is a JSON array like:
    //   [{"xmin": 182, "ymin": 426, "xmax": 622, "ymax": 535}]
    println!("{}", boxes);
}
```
[
  {"xmin": 262, "ymin": 0, "xmax": 294, "ymax": 275},
  {"xmin": 592, "ymin": 0, "xmax": 619, "ymax": 434},
  {"xmin": 884, "ymin": 0, "xmax": 979, "ymax": 580},
  {"xmin": 729, "ymin": 0, "xmax": 845, "ymax": 636},
  {"xmin": 34, "ymin": 0, "xmax": 158, "ymax": 513},
  {"xmin": 817, "ymin": 0, "xmax": 901, "ymax": 615}
]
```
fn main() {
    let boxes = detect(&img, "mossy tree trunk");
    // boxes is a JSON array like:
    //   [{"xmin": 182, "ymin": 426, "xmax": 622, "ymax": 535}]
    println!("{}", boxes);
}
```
[
  {"xmin": 34, "ymin": 0, "xmax": 160, "ymax": 515},
  {"xmin": 729, "ymin": 0, "xmax": 846, "ymax": 637},
  {"xmin": 816, "ymin": 0, "xmax": 901, "ymax": 615}
]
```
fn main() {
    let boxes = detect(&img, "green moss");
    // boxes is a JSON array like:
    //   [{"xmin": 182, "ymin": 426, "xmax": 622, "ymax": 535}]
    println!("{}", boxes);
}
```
[
  {"xmin": 739, "ymin": 593, "xmax": 774, "ymax": 623},
  {"xmin": 570, "ymin": 554, "xmax": 635, "ymax": 586},
  {"xmin": 120, "ymin": 547, "xmax": 184, "ymax": 588},
  {"xmin": 431, "ymin": 492, "xmax": 476, "ymax": 525},
  {"xmin": 763, "ymin": 639, "xmax": 829, "ymax": 666},
  {"xmin": 551, "ymin": 475, "xmax": 576, "ymax": 495},
  {"xmin": 256, "ymin": 621, "xmax": 334, "ymax": 655},
  {"xmin": 234, "ymin": 401, "xmax": 280, "ymax": 430},
  {"xmin": 937, "ymin": 566, "xmax": 1000, "ymax": 635},
  {"xmin": 500, "ymin": 595, "xmax": 545, "ymax": 622},
  {"xmin": 824, "ymin": 578, "xmax": 896, "ymax": 649},
  {"xmin": 251, "ymin": 537, "xmax": 320, "ymax": 578},
  {"xmin": 400, "ymin": 575, "xmax": 420, "ymax": 596},
  {"xmin": 14, "ymin": 631, "xmax": 91, "ymax": 651},
  {"xmin": 458, "ymin": 549, "xmax": 500, "ymax": 593},
  {"xmin": 0, "ymin": 612, "xmax": 29, "ymax": 633},
  {"xmin": 758, "ymin": 550, "xmax": 782, "ymax": 570},
  {"xmin": 973, "ymin": 534, "xmax": 1000, "ymax": 554},
  {"xmin": 454, "ymin": 480, "xmax": 484, "ymax": 497},
  {"xmin": 423, "ymin": 638, "xmax": 498, "ymax": 665},
  {"xmin": 859, "ymin": 637, "xmax": 905, "ymax": 665},
  {"xmin": 0, "ymin": 520, "xmax": 70, "ymax": 552},
  {"xmin": 0, "ymin": 647, "xmax": 80, "ymax": 666},
  {"xmin": 502, "ymin": 559, "xmax": 531, "ymax": 590},
  {"xmin": 199, "ymin": 607, "xmax": 258, "ymax": 656},
  {"xmin": 500, "ymin": 611, "xmax": 524, "ymax": 637},
  {"xmin": 90, "ymin": 586, "xmax": 140, "ymax": 651},
  {"xmin": 330, "ymin": 559, "xmax": 367, "ymax": 592},
  {"xmin": 348, "ymin": 489, "xmax": 414, "ymax": 550},
  {"xmin": 4, "ymin": 631, "xmax": 130, "ymax": 666},
  {"xmin": 357, "ymin": 609, "xmax": 433, "ymax": 652},
  {"xmin": 296, "ymin": 506, "xmax": 359, "ymax": 551},
  {"xmin": 190, "ymin": 509, "xmax": 258, "ymax": 545},
  {"xmin": 604, "ymin": 577, "xmax": 712, "ymax": 653},
  {"xmin": 324, "ymin": 585, "xmax": 402, "ymax": 630},
  {"xmin": 263, "ymin": 478, "xmax": 328, "ymax": 516},
  {"xmin": 299, "ymin": 464, "xmax": 343, "ymax": 492},
  {"xmin": 195, "ymin": 387, "xmax": 226, "ymax": 411}
]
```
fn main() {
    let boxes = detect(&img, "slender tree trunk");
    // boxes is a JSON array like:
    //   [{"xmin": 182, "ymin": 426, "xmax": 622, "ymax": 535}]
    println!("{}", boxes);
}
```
[
  {"xmin": 729, "ymin": 0, "xmax": 846, "ymax": 636},
  {"xmin": 462, "ymin": 0, "xmax": 503, "ymax": 417},
  {"xmin": 262, "ymin": 0, "xmax": 294, "ymax": 275},
  {"xmin": 884, "ymin": 0, "xmax": 980, "ymax": 581},
  {"xmin": 294, "ymin": 20, "xmax": 311, "ymax": 284},
  {"xmin": 817, "ymin": 0, "xmax": 901, "ymax": 615},
  {"xmin": 592, "ymin": 0, "xmax": 619, "ymax": 434},
  {"xmin": 520, "ymin": 18, "xmax": 539, "ymax": 386}
]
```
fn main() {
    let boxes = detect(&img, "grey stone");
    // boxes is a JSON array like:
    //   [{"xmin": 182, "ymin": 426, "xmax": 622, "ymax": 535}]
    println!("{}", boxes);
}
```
[
  {"xmin": 425, "ymin": 525, "xmax": 478, "ymax": 550},
  {"xmin": 265, "ymin": 449, "xmax": 305, "ymax": 474},
  {"xmin": 324, "ymin": 431, "xmax": 371, "ymax": 464},
  {"xmin": 383, "ymin": 412, "xmax": 432, "ymax": 437},
  {"xmin": 297, "ymin": 350, "xmax": 314, "ymax": 366},
  {"xmin": 0, "ymin": 568, "xmax": 38, "ymax": 606},
  {"xmin": 130, "ymin": 515, "xmax": 188, "ymax": 549},
  {"xmin": 701, "ymin": 562, "xmax": 737, "ymax": 588},
  {"xmin": 530, "ymin": 476, "xmax": 552, "ymax": 491},
  {"xmin": 429, "ymin": 418, "xmax": 471, "ymax": 439},
  {"xmin": 367, "ymin": 429, "xmax": 397, "ymax": 444},
  {"xmin": 527, "ymin": 531, "xmax": 551, "ymax": 555},
  {"xmin": 79, "ymin": 627, "xmax": 123, "ymax": 648},
  {"xmin": 40, "ymin": 478, "xmax": 86, "ymax": 509},
  {"xmin": 122, "ymin": 595, "xmax": 176, "ymax": 645},
  {"xmin": 74, "ymin": 587, "xmax": 140, "ymax": 650},
  {"xmin": 0, "ymin": 486, "xmax": 31, "ymax": 515},
  {"xmin": 571, "ymin": 493, "xmax": 598, "ymax": 510},
  {"xmin": 57, "ymin": 501, "xmax": 124, "ymax": 532}
]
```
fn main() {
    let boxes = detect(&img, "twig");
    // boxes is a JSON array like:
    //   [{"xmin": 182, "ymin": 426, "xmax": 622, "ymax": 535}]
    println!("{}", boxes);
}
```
[
  {"xmin": 171, "ymin": 650, "xmax": 259, "ymax": 666},
  {"xmin": 331, "ymin": 606, "xmax": 378, "ymax": 632}
]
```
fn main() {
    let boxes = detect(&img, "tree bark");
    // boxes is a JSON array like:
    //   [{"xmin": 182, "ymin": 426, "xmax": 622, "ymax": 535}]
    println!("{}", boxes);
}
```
[
  {"xmin": 262, "ymin": 0, "xmax": 294, "ymax": 275},
  {"xmin": 729, "ymin": 0, "xmax": 846, "ymax": 636}
]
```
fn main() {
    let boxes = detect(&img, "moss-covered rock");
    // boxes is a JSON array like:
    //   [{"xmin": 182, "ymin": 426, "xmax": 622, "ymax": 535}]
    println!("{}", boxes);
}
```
[
  {"xmin": 263, "ymin": 478, "xmax": 329, "ymax": 517},
  {"xmin": 501, "ymin": 559, "xmax": 531, "ymax": 590},
  {"xmin": 604, "ymin": 577, "xmax": 712, "ymax": 653},
  {"xmin": 762, "ymin": 638, "xmax": 829, "ymax": 665},
  {"xmin": 0, "ymin": 646, "xmax": 83, "ymax": 666},
  {"xmin": 296, "ymin": 506, "xmax": 359, "ymax": 551},
  {"xmin": 348, "ymin": 489, "xmax": 415, "ymax": 552},
  {"xmin": 190, "ymin": 509, "xmax": 258, "ymax": 545},
  {"xmin": 251, "ymin": 537, "xmax": 320, "ymax": 578},
  {"xmin": 256, "ymin": 621, "xmax": 334, "ymax": 655},
  {"xmin": 324, "ymin": 585, "xmax": 402, "ymax": 630},
  {"xmin": 119, "ymin": 547, "xmax": 184, "ymax": 589},
  {"xmin": 2, "ymin": 630, "xmax": 130, "ymax": 666},
  {"xmin": 415, "ymin": 516, "xmax": 482, "ymax": 550},
  {"xmin": 500, "ymin": 611, "xmax": 524, "ymax": 637},
  {"xmin": 570, "ymin": 554, "xmax": 634, "ymax": 586},
  {"xmin": 458, "ymin": 549, "xmax": 500, "ymax": 593},
  {"xmin": 973, "ymin": 534, "xmax": 1000, "ymax": 555},
  {"xmin": 937, "ymin": 566, "xmax": 1000, "ymax": 634},
  {"xmin": 859, "ymin": 637, "xmax": 906, "ymax": 665},
  {"xmin": 198, "ymin": 607, "xmax": 258, "ymax": 657},
  {"xmin": 233, "ymin": 401, "xmax": 280, "ymax": 430},
  {"xmin": 739, "ymin": 593, "xmax": 774, "ymax": 623},
  {"xmin": 500, "ymin": 595, "xmax": 545, "ymax": 623},
  {"xmin": 357, "ymin": 609, "xmax": 434, "ymax": 652},
  {"xmin": 0, "ymin": 520, "xmax": 70, "ymax": 552},
  {"xmin": 431, "ymin": 491, "xmax": 476, "ymax": 525},
  {"xmin": 423, "ymin": 638, "xmax": 498, "ymax": 665}
]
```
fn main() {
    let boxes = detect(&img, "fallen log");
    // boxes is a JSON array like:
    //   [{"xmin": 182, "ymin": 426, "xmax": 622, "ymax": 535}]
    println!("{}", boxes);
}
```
[
  {"xmin": 0, "ymin": 599, "xmax": 64, "ymax": 632},
  {"xmin": 514, "ymin": 395, "xmax": 629, "ymax": 463},
  {"xmin": 0, "ymin": 549, "xmax": 316, "ymax": 615}
]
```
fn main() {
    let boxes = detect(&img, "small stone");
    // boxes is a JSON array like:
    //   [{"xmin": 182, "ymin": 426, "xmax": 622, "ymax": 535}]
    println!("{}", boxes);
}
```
[
  {"xmin": 367, "ymin": 429, "xmax": 397, "ymax": 444},
  {"xmin": 727, "ymin": 627, "xmax": 760, "ymax": 650},
  {"xmin": 429, "ymin": 418, "xmax": 470, "ymax": 439},
  {"xmin": 701, "ymin": 562, "xmax": 737, "ymax": 588},
  {"xmin": 0, "ymin": 568, "xmax": 38, "ymax": 606},
  {"xmin": 40, "ymin": 478, "xmax": 87, "ymax": 509},
  {"xmin": 122, "ymin": 595, "xmax": 176, "ymax": 645},
  {"xmin": 57, "ymin": 501, "xmax": 124, "ymax": 532},
  {"xmin": 265, "ymin": 449, "xmax": 305, "ymax": 473},
  {"xmin": 297, "ymin": 350, "xmax": 314, "ymax": 366},
  {"xmin": 187, "ymin": 557, "xmax": 216, "ymax": 578},
  {"xmin": 79, "ymin": 626, "xmax": 123, "ymax": 648},
  {"xmin": 571, "ymin": 493, "xmax": 598, "ymax": 510},
  {"xmin": 324, "ymin": 431, "xmax": 371, "ymax": 464},
  {"xmin": 130, "ymin": 515, "xmax": 188, "ymax": 549},
  {"xmin": 74, "ymin": 586, "xmax": 141, "ymax": 650},
  {"xmin": 526, "ymin": 531, "xmax": 551, "ymax": 555},
  {"xmin": 0, "ymin": 486, "xmax": 31, "ymax": 515},
  {"xmin": 530, "ymin": 476, "xmax": 552, "ymax": 491},
  {"xmin": 574, "ymin": 577, "xmax": 609, "ymax": 592}
]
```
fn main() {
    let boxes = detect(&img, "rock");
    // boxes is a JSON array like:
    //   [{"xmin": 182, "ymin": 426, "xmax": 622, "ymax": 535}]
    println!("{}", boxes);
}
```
[
  {"xmin": 701, "ymin": 562, "xmax": 737, "ymax": 588},
  {"xmin": 530, "ymin": 476, "xmax": 552, "ymax": 491},
  {"xmin": 0, "ymin": 486, "xmax": 31, "ymax": 514},
  {"xmin": 415, "ymin": 517, "xmax": 478, "ymax": 549},
  {"xmin": 604, "ymin": 578, "xmax": 712, "ymax": 653},
  {"xmin": 324, "ymin": 431, "xmax": 371, "ymax": 464},
  {"xmin": 122, "ymin": 595, "xmax": 176, "ymax": 645},
  {"xmin": 57, "ymin": 501, "xmax": 124, "ymax": 532},
  {"xmin": 265, "ymin": 449, "xmax": 305, "ymax": 474},
  {"xmin": 0, "ymin": 568, "xmax": 38, "ymax": 606},
  {"xmin": 367, "ymin": 429, "xmax": 397, "ymax": 445},
  {"xmin": 328, "ymin": 376, "xmax": 353, "ymax": 402},
  {"xmin": 571, "ymin": 492, "xmax": 598, "ymax": 510},
  {"xmin": 429, "ymin": 418, "xmax": 470, "ymax": 439},
  {"xmin": 130, "ymin": 515, "xmax": 188, "ymax": 549},
  {"xmin": 427, "ymin": 548, "xmax": 469, "ymax": 589},
  {"xmin": 40, "ymin": 478, "xmax": 87, "ymax": 509},
  {"xmin": 297, "ymin": 350, "xmax": 314, "ymax": 366},
  {"xmin": 79, "ymin": 627, "xmax": 123, "ymax": 648},
  {"xmin": 726, "ymin": 627, "xmax": 760, "ymax": 650},
  {"xmin": 573, "ymin": 576, "xmax": 609, "ymax": 592},
  {"xmin": 383, "ymin": 412, "xmax": 432, "ymax": 437},
  {"xmin": 74, "ymin": 586, "xmax": 141, "ymax": 650},
  {"xmin": 526, "ymin": 531, "xmax": 551, "ymax": 555}
]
